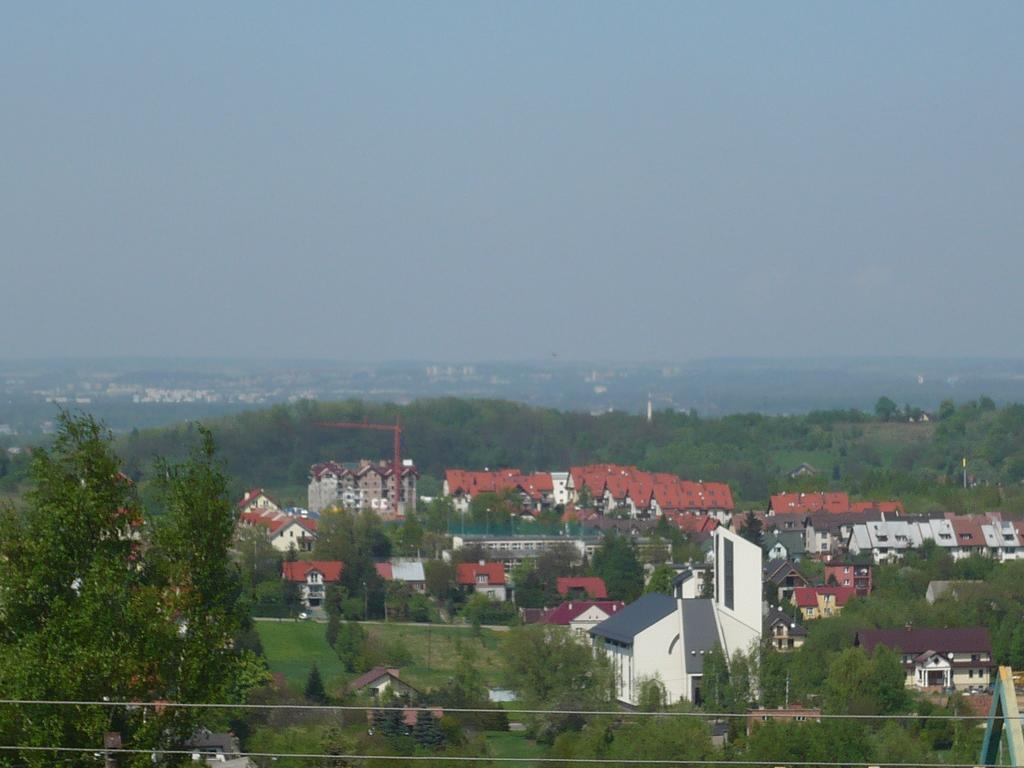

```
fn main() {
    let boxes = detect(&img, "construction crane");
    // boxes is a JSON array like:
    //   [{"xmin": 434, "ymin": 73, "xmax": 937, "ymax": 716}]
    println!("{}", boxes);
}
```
[{"xmin": 316, "ymin": 417, "xmax": 405, "ymax": 517}]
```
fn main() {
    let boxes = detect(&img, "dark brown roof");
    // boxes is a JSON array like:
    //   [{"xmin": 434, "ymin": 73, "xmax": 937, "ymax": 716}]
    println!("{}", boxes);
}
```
[
  {"xmin": 855, "ymin": 628, "xmax": 992, "ymax": 655},
  {"xmin": 348, "ymin": 666, "xmax": 417, "ymax": 692}
]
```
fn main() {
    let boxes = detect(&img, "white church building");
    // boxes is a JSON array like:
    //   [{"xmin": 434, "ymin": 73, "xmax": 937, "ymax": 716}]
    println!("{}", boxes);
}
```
[{"xmin": 589, "ymin": 526, "xmax": 762, "ymax": 706}]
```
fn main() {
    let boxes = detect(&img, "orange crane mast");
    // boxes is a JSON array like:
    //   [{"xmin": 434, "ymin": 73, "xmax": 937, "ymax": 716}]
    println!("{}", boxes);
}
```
[{"xmin": 316, "ymin": 417, "xmax": 404, "ymax": 517}]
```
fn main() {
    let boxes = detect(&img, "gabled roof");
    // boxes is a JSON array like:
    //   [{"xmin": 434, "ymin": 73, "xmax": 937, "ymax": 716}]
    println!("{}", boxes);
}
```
[
  {"xmin": 456, "ymin": 562, "xmax": 505, "ymax": 586},
  {"xmin": 282, "ymin": 561, "xmax": 344, "ymax": 582},
  {"xmin": 556, "ymin": 577, "xmax": 608, "ymax": 599},
  {"xmin": 570, "ymin": 464, "xmax": 734, "ymax": 512},
  {"xmin": 794, "ymin": 586, "xmax": 856, "ymax": 608},
  {"xmin": 850, "ymin": 500, "xmax": 904, "ymax": 514},
  {"xmin": 855, "ymin": 627, "xmax": 992, "ymax": 656},
  {"xmin": 764, "ymin": 606, "xmax": 808, "ymax": 636},
  {"xmin": 681, "ymin": 599, "xmax": 720, "ymax": 674},
  {"xmin": 763, "ymin": 559, "xmax": 808, "ymax": 586},
  {"xmin": 540, "ymin": 600, "xmax": 625, "ymax": 625},
  {"xmin": 763, "ymin": 531, "xmax": 806, "ymax": 556},
  {"xmin": 770, "ymin": 492, "xmax": 850, "ymax": 515},
  {"xmin": 589, "ymin": 593, "xmax": 677, "ymax": 644},
  {"xmin": 348, "ymin": 666, "xmax": 418, "ymax": 693},
  {"xmin": 945, "ymin": 514, "xmax": 987, "ymax": 546}
]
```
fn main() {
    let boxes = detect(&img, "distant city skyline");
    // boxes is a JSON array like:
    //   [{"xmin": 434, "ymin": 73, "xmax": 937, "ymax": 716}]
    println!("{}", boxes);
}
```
[{"xmin": 2, "ymin": 3, "xmax": 1022, "ymax": 361}]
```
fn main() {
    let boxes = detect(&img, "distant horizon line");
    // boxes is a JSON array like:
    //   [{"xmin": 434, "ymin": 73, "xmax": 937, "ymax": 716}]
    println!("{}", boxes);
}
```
[{"xmin": 3, "ymin": 354, "xmax": 1024, "ymax": 367}]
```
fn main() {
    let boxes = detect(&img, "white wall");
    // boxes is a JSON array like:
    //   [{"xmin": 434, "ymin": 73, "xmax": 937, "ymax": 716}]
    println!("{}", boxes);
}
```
[{"xmin": 712, "ymin": 527, "xmax": 763, "ymax": 659}]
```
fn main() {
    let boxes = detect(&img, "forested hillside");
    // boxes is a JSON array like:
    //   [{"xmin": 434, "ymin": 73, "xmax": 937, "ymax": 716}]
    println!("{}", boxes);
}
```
[{"xmin": 110, "ymin": 396, "xmax": 1024, "ymax": 513}]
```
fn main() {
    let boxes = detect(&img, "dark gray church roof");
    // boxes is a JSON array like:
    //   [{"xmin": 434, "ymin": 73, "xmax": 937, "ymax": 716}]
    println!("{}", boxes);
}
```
[
  {"xmin": 681, "ymin": 599, "xmax": 720, "ymax": 675},
  {"xmin": 589, "ymin": 593, "xmax": 676, "ymax": 644}
]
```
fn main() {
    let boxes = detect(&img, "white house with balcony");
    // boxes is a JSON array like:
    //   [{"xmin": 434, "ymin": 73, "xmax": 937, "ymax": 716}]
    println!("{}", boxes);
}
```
[{"xmin": 282, "ymin": 561, "xmax": 343, "ymax": 609}]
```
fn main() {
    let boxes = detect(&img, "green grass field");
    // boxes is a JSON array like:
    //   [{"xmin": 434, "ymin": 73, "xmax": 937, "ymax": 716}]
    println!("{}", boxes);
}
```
[
  {"xmin": 485, "ymin": 731, "xmax": 550, "ymax": 759},
  {"xmin": 257, "ymin": 620, "xmax": 507, "ymax": 695}
]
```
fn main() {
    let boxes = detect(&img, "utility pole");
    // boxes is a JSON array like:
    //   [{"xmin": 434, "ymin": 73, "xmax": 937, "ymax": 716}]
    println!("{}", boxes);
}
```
[{"xmin": 963, "ymin": 456, "xmax": 968, "ymax": 489}]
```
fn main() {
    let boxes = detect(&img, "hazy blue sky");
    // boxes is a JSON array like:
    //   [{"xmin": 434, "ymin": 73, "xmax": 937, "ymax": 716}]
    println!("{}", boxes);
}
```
[{"xmin": 2, "ymin": 3, "xmax": 1022, "ymax": 361}]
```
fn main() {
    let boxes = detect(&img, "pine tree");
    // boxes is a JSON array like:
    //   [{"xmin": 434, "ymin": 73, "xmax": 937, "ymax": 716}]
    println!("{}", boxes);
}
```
[
  {"xmin": 413, "ymin": 709, "xmax": 445, "ymax": 748},
  {"xmin": 326, "ymin": 613, "xmax": 340, "ymax": 648},
  {"xmin": 305, "ymin": 663, "xmax": 328, "ymax": 704}
]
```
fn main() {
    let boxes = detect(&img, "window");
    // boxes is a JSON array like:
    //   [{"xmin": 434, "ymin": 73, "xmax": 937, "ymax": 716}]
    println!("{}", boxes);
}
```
[
  {"xmin": 969, "ymin": 669, "xmax": 974, "ymax": 678},
  {"xmin": 723, "ymin": 538, "xmax": 734, "ymax": 610}
]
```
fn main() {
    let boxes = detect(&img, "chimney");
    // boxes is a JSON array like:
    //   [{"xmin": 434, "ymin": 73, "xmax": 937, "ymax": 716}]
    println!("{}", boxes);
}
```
[{"xmin": 478, "ymin": 559, "xmax": 486, "ymax": 567}]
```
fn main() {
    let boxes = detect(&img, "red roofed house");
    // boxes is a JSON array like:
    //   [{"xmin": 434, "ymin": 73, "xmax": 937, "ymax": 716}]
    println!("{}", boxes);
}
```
[
  {"xmin": 443, "ymin": 469, "xmax": 555, "ymax": 514},
  {"xmin": 269, "ymin": 517, "xmax": 318, "ymax": 554},
  {"xmin": 348, "ymin": 667, "xmax": 420, "ymax": 698},
  {"xmin": 769, "ymin": 492, "xmax": 850, "ymax": 516},
  {"xmin": 282, "ymin": 561, "xmax": 343, "ymax": 609},
  {"xmin": 556, "ymin": 576, "xmax": 608, "ymax": 600},
  {"xmin": 823, "ymin": 562, "xmax": 872, "ymax": 597},
  {"xmin": 238, "ymin": 488, "xmax": 281, "ymax": 516},
  {"xmin": 792, "ymin": 586, "xmax": 857, "ymax": 620},
  {"xmin": 855, "ymin": 627, "xmax": 995, "ymax": 691},
  {"xmin": 945, "ymin": 514, "xmax": 988, "ymax": 559},
  {"xmin": 850, "ymin": 500, "xmax": 904, "ymax": 515},
  {"xmin": 456, "ymin": 561, "xmax": 507, "ymax": 601},
  {"xmin": 540, "ymin": 600, "xmax": 625, "ymax": 636},
  {"xmin": 567, "ymin": 464, "xmax": 734, "ymax": 520}
]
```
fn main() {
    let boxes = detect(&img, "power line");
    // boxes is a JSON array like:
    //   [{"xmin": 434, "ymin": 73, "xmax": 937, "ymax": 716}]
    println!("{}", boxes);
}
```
[
  {"xmin": 0, "ymin": 745, "xmax": 998, "ymax": 767},
  {"xmin": 0, "ymin": 697, "xmax": 1012, "ymax": 721}
]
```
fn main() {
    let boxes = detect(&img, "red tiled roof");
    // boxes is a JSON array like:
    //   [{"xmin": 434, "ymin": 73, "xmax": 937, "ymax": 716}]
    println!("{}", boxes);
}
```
[
  {"xmin": 556, "ymin": 577, "xmax": 608, "ymax": 599},
  {"xmin": 945, "ymin": 514, "xmax": 988, "ymax": 547},
  {"xmin": 375, "ymin": 562, "xmax": 393, "ymax": 580},
  {"xmin": 445, "ymin": 469, "xmax": 522, "ymax": 495},
  {"xmin": 282, "ymin": 561, "xmax": 344, "ymax": 582},
  {"xmin": 455, "ymin": 562, "xmax": 505, "ymax": 586},
  {"xmin": 794, "ymin": 586, "xmax": 857, "ymax": 608},
  {"xmin": 445, "ymin": 469, "xmax": 553, "ymax": 501},
  {"xmin": 771, "ymin": 492, "xmax": 850, "ymax": 515},
  {"xmin": 570, "ymin": 464, "xmax": 734, "ymax": 513},
  {"xmin": 665, "ymin": 512, "xmax": 719, "ymax": 534},
  {"xmin": 850, "ymin": 500, "xmax": 904, "ymax": 514},
  {"xmin": 540, "ymin": 600, "xmax": 625, "ymax": 625},
  {"xmin": 856, "ymin": 627, "xmax": 992, "ymax": 655}
]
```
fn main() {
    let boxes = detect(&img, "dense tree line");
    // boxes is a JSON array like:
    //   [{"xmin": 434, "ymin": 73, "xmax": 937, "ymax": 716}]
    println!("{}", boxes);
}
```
[{"xmin": 114, "ymin": 396, "xmax": 1024, "ymax": 511}]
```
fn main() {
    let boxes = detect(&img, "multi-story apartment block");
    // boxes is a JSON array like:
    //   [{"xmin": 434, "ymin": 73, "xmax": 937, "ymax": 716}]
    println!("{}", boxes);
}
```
[{"xmin": 308, "ymin": 459, "xmax": 417, "ymax": 516}]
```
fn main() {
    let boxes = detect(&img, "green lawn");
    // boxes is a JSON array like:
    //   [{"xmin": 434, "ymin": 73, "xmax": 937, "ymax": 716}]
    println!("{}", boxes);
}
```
[
  {"xmin": 485, "ymin": 731, "xmax": 550, "ymax": 760},
  {"xmin": 257, "ymin": 620, "xmax": 507, "ymax": 695},
  {"xmin": 770, "ymin": 449, "xmax": 836, "ymax": 476},
  {"xmin": 257, "ymin": 619, "xmax": 351, "ymax": 692}
]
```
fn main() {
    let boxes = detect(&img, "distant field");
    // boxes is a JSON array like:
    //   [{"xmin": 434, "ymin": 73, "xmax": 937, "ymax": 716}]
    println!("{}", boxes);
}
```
[{"xmin": 257, "ymin": 620, "xmax": 507, "ymax": 695}]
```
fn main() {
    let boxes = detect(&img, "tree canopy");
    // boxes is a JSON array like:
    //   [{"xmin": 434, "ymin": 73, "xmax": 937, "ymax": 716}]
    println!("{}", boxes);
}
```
[{"xmin": 0, "ymin": 412, "xmax": 256, "ymax": 767}]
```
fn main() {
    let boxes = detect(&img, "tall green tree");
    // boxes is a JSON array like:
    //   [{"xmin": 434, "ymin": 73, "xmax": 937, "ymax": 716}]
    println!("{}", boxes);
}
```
[
  {"xmin": 644, "ymin": 564, "xmax": 676, "ymax": 595},
  {"xmin": 0, "ymin": 413, "xmax": 251, "ymax": 767},
  {"xmin": 501, "ymin": 624, "xmax": 613, "ymax": 739},
  {"xmin": 591, "ymin": 532, "xmax": 644, "ymax": 602}
]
